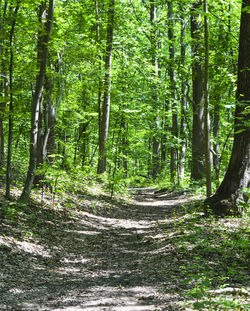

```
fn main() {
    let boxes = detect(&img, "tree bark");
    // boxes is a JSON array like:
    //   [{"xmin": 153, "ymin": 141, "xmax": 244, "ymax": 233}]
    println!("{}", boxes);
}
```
[
  {"xmin": 19, "ymin": 0, "xmax": 54, "ymax": 202},
  {"xmin": 179, "ymin": 6, "xmax": 187, "ymax": 181},
  {"xmin": 150, "ymin": 0, "xmax": 160, "ymax": 179},
  {"xmin": 97, "ymin": 0, "xmax": 114, "ymax": 174},
  {"xmin": 168, "ymin": 1, "xmax": 178, "ymax": 184},
  {"xmin": 204, "ymin": 0, "xmax": 250, "ymax": 215},
  {"xmin": 5, "ymin": 3, "xmax": 19, "ymax": 199},
  {"xmin": 0, "ymin": 1, "xmax": 8, "ymax": 173},
  {"xmin": 190, "ymin": 2, "xmax": 205, "ymax": 181},
  {"xmin": 203, "ymin": 0, "xmax": 212, "ymax": 197},
  {"xmin": 121, "ymin": 115, "xmax": 128, "ymax": 177},
  {"xmin": 213, "ymin": 102, "xmax": 220, "ymax": 184}
]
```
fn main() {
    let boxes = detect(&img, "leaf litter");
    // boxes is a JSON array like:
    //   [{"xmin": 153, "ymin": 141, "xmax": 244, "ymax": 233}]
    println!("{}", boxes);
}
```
[{"xmin": 0, "ymin": 187, "xmax": 249, "ymax": 310}]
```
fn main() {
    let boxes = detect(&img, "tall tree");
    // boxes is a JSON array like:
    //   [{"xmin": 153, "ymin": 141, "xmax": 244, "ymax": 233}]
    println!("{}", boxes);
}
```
[
  {"xmin": 190, "ymin": 2, "xmax": 205, "ymax": 181},
  {"xmin": 179, "ymin": 5, "xmax": 187, "ymax": 181},
  {"xmin": 205, "ymin": 0, "xmax": 250, "ymax": 215},
  {"xmin": 19, "ymin": 0, "xmax": 55, "ymax": 202},
  {"xmin": 168, "ymin": 0, "xmax": 178, "ymax": 183},
  {"xmin": 203, "ymin": 0, "xmax": 212, "ymax": 196},
  {"xmin": 5, "ymin": 3, "xmax": 19, "ymax": 199},
  {"xmin": 97, "ymin": 0, "xmax": 115, "ymax": 174},
  {"xmin": 0, "ymin": 1, "xmax": 8, "ymax": 172},
  {"xmin": 150, "ymin": 0, "xmax": 160, "ymax": 179}
]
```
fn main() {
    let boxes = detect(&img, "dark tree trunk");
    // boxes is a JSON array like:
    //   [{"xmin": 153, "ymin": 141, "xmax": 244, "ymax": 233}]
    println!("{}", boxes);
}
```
[
  {"xmin": 204, "ymin": 0, "xmax": 250, "ymax": 216},
  {"xmin": 19, "ymin": 0, "xmax": 54, "ymax": 203},
  {"xmin": 190, "ymin": 2, "xmax": 205, "ymax": 181},
  {"xmin": 97, "ymin": 0, "xmax": 114, "ymax": 174}
]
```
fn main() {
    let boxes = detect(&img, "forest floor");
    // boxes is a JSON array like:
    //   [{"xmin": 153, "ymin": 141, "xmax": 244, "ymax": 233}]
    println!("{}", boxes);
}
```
[{"xmin": 0, "ymin": 187, "xmax": 249, "ymax": 311}]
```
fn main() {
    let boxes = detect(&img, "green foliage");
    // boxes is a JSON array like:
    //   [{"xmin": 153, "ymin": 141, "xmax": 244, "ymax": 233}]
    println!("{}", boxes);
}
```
[
  {"xmin": 0, "ymin": 0, "xmax": 244, "ymax": 200},
  {"xmin": 169, "ymin": 202, "xmax": 250, "ymax": 310}
]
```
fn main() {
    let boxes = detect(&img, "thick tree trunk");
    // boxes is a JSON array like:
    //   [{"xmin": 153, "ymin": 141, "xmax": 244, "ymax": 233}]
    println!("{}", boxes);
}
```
[
  {"xmin": 97, "ymin": 0, "xmax": 114, "ymax": 174},
  {"xmin": 204, "ymin": 0, "xmax": 250, "ymax": 216},
  {"xmin": 19, "ymin": 0, "xmax": 54, "ymax": 202},
  {"xmin": 190, "ymin": 2, "xmax": 205, "ymax": 181}
]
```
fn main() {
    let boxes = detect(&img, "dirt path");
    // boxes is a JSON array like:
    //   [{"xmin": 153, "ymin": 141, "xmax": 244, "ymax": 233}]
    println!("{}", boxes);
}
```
[{"xmin": 0, "ymin": 188, "xmax": 199, "ymax": 310}]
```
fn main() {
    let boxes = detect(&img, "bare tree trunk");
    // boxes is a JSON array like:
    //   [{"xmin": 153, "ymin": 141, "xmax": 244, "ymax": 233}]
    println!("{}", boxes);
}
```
[
  {"xmin": 190, "ymin": 2, "xmax": 205, "ymax": 181},
  {"xmin": 203, "ymin": 0, "xmax": 212, "ymax": 197},
  {"xmin": 19, "ymin": 0, "xmax": 54, "ymax": 203},
  {"xmin": 205, "ymin": 0, "xmax": 250, "ymax": 215},
  {"xmin": 97, "ymin": 0, "xmax": 114, "ymax": 174}
]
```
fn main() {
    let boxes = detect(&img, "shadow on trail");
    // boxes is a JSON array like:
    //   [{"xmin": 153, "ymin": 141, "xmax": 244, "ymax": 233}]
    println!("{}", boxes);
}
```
[
  {"xmin": 0, "ymin": 188, "xmax": 187, "ymax": 310},
  {"xmin": 1, "ymin": 188, "xmax": 247, "ymax": 310}
]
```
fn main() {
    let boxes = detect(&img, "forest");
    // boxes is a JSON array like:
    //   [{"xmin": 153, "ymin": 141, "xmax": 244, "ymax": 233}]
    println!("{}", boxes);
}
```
[{"xmin": 0, "ymin": 0, "xmax": 249, "ymax": 310}]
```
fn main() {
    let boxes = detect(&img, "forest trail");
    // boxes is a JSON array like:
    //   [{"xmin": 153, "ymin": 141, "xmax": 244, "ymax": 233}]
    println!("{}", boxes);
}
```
[
  {"xmin": 1, "ymin": 187, "xmax": 198, "ymax": 311},
  {"xmin": 0, "ymin": 189, "xmax": 206, "ymax": 310}
]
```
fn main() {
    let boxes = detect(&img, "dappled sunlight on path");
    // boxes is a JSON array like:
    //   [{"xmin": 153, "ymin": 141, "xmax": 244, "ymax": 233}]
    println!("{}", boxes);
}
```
[{"xmin": 0, "ymin": 188, "xmax": 198, "ymax": 310}]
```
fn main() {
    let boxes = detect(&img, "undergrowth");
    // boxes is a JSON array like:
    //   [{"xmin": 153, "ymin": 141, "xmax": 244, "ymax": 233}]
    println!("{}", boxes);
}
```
[{"xmin": 166, "ymin": 202, "xmax": 250, "ymax": 310}]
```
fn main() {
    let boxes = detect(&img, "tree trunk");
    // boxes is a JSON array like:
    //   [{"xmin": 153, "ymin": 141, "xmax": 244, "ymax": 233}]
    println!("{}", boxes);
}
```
[
  {"xmin": 33, "ymin": 96, "xmax": 43, "ymax": 187},
  {"xmin": 97, "ymin": 0, "xmax": 114, "ymax": 174},
  {"xmin": 204, "ymin": 0, "xmax": 250, "ymax": 216},
  {"xmin": 19, "ymin": 0, "xmax": 54, "ymax": 203},
  {"xmin": 0, "ymin": 1, "xmax": 8, "ymax": 173},
  {"xmin": 203, "ymin": 0, "xmax": 212, "ymax": 197},
  {"xmin": 44, "ymin": 74, "xmax": 56, "ymax": 162},
  {"xmin": 190, "ymin": 2, "xmax": 205, "ymax": 181},
  {"xmin": 168, "ymin": 0, "xmax": 178, "ymax": 184},
  {"xmin": 150, "ymin": 0, "xmax": 160, "ymax": 179},
  {"xmin": 5, "ymin": 4, "xmax": 19, "ymax": 199},
  {"xmin": 213, "ymin": 102, "xmax": 220, "ymax": 184},
  {"xmin": 179, "ymin": 6, "xmax": 187, "ymax": 181},
  {"xmin": 121, "ymin": 116, "xmax": 128, "ymax": 177}
]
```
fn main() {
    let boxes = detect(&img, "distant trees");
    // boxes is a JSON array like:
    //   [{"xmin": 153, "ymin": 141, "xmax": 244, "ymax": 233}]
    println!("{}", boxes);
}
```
[{"xmin": 0, "ymin": 0, "xmax": 245, "ymax": 207}]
